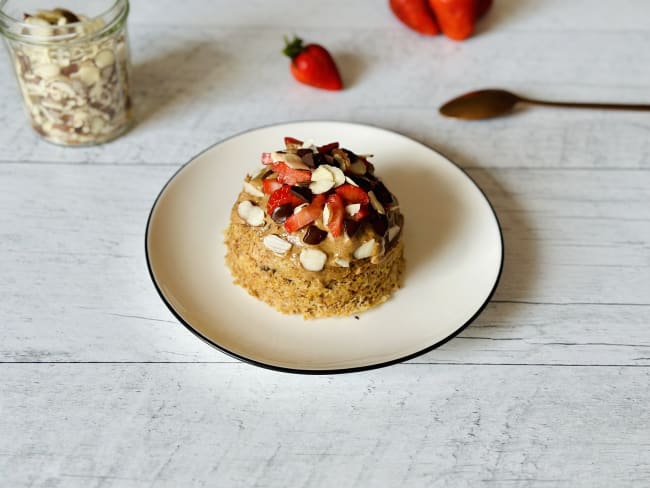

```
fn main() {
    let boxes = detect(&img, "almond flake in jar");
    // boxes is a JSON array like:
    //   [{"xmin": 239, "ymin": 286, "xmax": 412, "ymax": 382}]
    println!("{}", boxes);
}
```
[{"xmin": 0, "ymin": 1, "xmax": 132, "ymax": 146}]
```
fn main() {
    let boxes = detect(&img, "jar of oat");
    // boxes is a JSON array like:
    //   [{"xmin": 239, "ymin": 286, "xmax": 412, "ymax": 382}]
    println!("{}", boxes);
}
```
[{"xmin": 0, "ymin": 0, "xmax": 132, "ymax": 146}]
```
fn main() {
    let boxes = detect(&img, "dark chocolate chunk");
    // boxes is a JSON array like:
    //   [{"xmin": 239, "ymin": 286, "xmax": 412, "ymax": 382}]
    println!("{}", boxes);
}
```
[
  {"xmin": 271, "ymin": 203, "xmax": 293, "ymax": 223},
  {"xmin": 260, "ymin": 169, "xmax": 274, "ymax": 179},
  {"xmin": 300, "ymin": 151, "xmax": 315, "ymax": 167},
  {"xmin": 312, "ymin": 153, "xmax": 327, "ymax": 167},
  {"xmin": 344, "ymin": 219, "xmax": 361, "ymax": 238},
  {"xmin": 297, "ymin": 148, "xmax": 312, "ymax": 157},
  {"xmin": 348, "ymin": 174, "xmax": 374, "ymax": 192},
  {"xmin": 290, "ymin": 185, "xmax": 313, "ymax": 203},
  {"xmin": 370, "ymin": 213, "xmax": 388, "ymax": 236},
  {"xmin": 303, "ymin": 225, "xmax": 328, "ymax": 245},
  {"xmin": 372, "ymin": 181, "xmax": 393, "ymax": 205},
  {"xmin": 342, "ymin": 148, "xmax": 358, "ymax": 161}
]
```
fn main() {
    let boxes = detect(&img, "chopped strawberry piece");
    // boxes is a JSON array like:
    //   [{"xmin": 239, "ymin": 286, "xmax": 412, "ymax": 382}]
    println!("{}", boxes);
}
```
[
  {"xmin": 317, "ymin": 142, "xmax": 339, "ymax": 154},
  {"xmin": 335, "ymin": 184, "xmax": 370, "ymax": 205},
  {"xmin": 263, "ymin": 178, "xmax": 283, "ymax": 195},
  {"xmin": 284, "ymin": 136, "xmax": 303, "ymax": 148},
  {"xmin": 284, "ymin": 206, "xmax": 319, "ymax": 233},
  {"xmin": 348, "ymin": 204, "xmax": 371, "ymax": 222},
  {"xmin": 284, "ymin": 195, "xmax": 326, "ymax": 233},
  {"xmin": 325, "ymin": 193, "xmax": 344, "ymax": 237},
  {"xmin": 267, "ymin": 185, "xmax": 304, "ymax": 215},
  {"xmin": 261, "ymin": 152, "xmax": 273, "ymax": 165},
  {"xmin": 311, "ymin": 194, "xmax": 326, "ymax": 208},
  {"xmin": 272, "ymin": 162, "xmax": 312, "ymax": 185}
]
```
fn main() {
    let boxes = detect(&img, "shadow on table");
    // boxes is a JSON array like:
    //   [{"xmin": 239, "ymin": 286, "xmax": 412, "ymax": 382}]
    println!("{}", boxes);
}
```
[
  {"xmin": 334, "ymin": 50, "xmax": 367, "ymax": 89},
  {"xmin": 381, "ymin": 164, "xmax": 464, "ymax": 281},
  {"xmin": 393, "ymin": 142, "xmax": 539, "ymax": 348},
  {"xmin": 130, "ymin": 41, "xmax": 229, "ymax": 129},
  {"xmin": 467, "ymin": 167, "xmax": 539, "ymax": 311}
]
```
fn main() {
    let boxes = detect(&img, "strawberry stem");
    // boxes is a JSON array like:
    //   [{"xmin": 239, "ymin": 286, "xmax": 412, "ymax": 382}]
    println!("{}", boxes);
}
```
[{"xmin": 283, "ymin": 35, "xmax": 305, "ymax": 60}]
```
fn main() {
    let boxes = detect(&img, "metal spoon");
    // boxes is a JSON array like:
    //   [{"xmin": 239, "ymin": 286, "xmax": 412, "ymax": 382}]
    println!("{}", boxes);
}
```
[{"xmin": 439, "ymin": 88, "xmax": 650, "ymax": 120}]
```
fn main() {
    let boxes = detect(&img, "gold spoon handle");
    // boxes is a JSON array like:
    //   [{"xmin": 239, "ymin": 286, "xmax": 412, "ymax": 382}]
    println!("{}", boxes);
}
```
[{"xmin": 520, "ymin": 98, "xmax": 650, "ymax": 111}]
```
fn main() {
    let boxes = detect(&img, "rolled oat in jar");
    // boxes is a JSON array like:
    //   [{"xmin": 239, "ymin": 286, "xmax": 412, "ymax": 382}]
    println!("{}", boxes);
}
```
[{"xmin": 0, "ymin": 0, "xmax": 132, "ymax": 146}]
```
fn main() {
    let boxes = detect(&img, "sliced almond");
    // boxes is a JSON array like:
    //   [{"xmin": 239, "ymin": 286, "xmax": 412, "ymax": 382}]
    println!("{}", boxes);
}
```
[
  {"xmin": 353, "ymin": 239, "xmax": 377, "ymax": 260},
  {"xmin": 345, "ymin": 176, "xmax": 359, "ymax": 186},
  {"xmin": 311, "ymin": 165, "xmax": 334, "ymax": 182},
  {"xmin": 334, "ymin": 258, "xmax": 350, "ymax": 268},
  {"xmin": 271, "ymin": 151, "xmax": 286, "ymax": 162},
  {"xmin": 388, "ymin": 225, "xmax": 401, "ymax": 242},
  {"xmin": 322, "ymin": 204, "xmax": 330, "ymax": 225},
  {"xmin": 263, "ymin": 234, "xmax": 292, "ymax": 255},
  {"xmin": 34, "ymin": 63, "xmax": 60, "ymax": 79},
  {"xmin": 94, "ymin": 49, "xmax": 115, "ymax": 69},
  {"xmin": 299, "ymin": 248, "xmax": 327, "ymax": 272},
  {"xmin": 243, "ymin": 181, "xmax": 264, "ymax": 198},
  {"xmin": 237, "ymin": 200, "xmax": 265, "ymax": 226},
  {"xmin": 368, "ymin": 191, "xmax": 385, "ymax": 215},
  {"xmin": 309, "ymin": 179, "xmax": 334, "ymax": 194},
  {"xmin": 47, "ymin": 80, "xmax": 76, "ymax": 98},
  {"xmin": 328, "ymin": 165, "xmax": 346, "ymax": 187},
  {"xmin": 282, "ymin": 152, "xmax": 310, "ymax": 170},
  {"xmin": 345, "ymin": 203, "xmax": 361, "ymax": 216},
  {"xmin": 293, "ymin": 203, "xmax": 308, "ymax": 214},
  {"xmin": 78, "ymin": 64, "xmax": 100, "ymax": 85}
]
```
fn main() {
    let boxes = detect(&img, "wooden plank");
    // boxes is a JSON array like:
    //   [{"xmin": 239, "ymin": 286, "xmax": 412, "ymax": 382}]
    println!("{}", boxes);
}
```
[
  {"xmin": 2, "ymin": 26, "xmax": 650, "ymax": 167},
  {"xmin": 0, "ymin": 164, "xmax": 648, "ymax": 364},
  {"xmin": 1, "ymin": 364, "xmax": 649, "ymax": 487}
]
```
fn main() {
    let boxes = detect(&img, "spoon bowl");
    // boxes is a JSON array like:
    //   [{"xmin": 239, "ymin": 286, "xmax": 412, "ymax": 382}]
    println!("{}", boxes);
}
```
[
  {"xmin": 439, "ymin": 88, "xmax": 650, "ymax": 120},
  {"xmin": 439, "ymin": 89, "xmax": 521, "ymax": 120}
]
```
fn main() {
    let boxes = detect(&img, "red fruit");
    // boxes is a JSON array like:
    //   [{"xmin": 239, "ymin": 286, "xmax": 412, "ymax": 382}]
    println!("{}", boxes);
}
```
[
  {"xmin": 284, "ymin": 195, "xmax": 326, "ymax": 233},
  {"xmin": 390, "ymin": 0, "xmax": 440, "ymax": 35},
  {"xmin": 261, "ymin": 152, "xmax": 273, "ymax": 165},
  {"xmin": 325, "ymin": 194, "xmax": 344, "ymax": 237},
  {"xmin": 263, "ymin": 178, "xmax": 283, "ymax": 195},
  {"xmin": 429, "ymin": 0, "xmax": 475, "ymax": 40},
  {"xmin": 284, "ymin": 136, "xmax": 303, "ymax": 149},
  {"xmin": 475, "ymin": 0, "xmax": 492, "ymax": 19},
  {"xmin": 317, "ymin": 142, "xmax": 339, "ymax": 154},
  {"xmin": 283, "ymin": 36, "xmax": 343, "ymax": 91},
  {"xmin": 335, "ymin": 184, "xmax": 370, "ymax": 205},
  {"xmin": 267, "ymin": 185, "xmax": 303, "ymax": 215},
  {"xmin": 348, "ymin": 204, "xmax": 371, "ymax": 222},
  {"xmin": 272, "ymin": 162, "xmax": 312, "ymax": 185}
]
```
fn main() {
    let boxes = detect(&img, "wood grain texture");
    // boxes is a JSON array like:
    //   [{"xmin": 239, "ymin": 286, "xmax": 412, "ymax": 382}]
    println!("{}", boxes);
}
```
[
  {"xmin": 2, "ymin": 364, "xmax": 649, "ymax": 488},
  {"xmin": 1, "ymin": 2, "xmax": 650, "ymax": 167},
  {"xmin": 0, "ymin": 164, "xmax": 648, "ymax": 364}
]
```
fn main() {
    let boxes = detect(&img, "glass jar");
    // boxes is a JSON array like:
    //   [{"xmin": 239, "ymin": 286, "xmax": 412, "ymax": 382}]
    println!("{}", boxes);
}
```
[{"xmin": 0, "ymin": 0, "xmax": 132, "ymax": 146}]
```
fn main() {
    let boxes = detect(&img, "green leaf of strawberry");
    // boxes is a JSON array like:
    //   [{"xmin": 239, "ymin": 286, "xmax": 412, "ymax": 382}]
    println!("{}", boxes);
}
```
[{"xmin": 283, "ymin": 36, "xmax": 343, "ymax": 91}]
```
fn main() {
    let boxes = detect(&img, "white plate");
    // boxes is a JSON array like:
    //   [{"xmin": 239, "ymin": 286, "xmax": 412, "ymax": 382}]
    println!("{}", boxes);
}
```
[{"xmin": 146, "ymin": 121, "xmax": 503, "ymax": 373}]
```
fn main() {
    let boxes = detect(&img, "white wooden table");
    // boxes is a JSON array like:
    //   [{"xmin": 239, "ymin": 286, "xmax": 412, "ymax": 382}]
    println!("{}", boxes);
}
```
[{"xmin": 2, "ymin": 1, "xmax": 649, "ymax": 486}]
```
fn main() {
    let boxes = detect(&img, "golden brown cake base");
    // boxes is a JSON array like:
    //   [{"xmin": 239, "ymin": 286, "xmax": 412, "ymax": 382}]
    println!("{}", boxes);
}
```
[{"xmin": 225, "ymin": 222, "xmax": 405, "ymax": 319}]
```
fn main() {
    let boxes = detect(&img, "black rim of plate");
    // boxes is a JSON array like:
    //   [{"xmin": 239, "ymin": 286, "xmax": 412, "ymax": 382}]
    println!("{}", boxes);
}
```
[{"xmin": 144, "ymin": 120, "xmax": 505, "ymax": 375}]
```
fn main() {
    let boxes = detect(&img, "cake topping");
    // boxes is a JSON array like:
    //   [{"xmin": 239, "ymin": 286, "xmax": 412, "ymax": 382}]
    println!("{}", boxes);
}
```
[
  {"xmin": 354, "ymin": 239, "xmax": 377, "ymax": 260},
  {"xmin": 237, "ymin": 201, "xmax": 265, "ymax": 226},
  {"xmin": 243, "ymin": 181, "xmax": 264, "ymax": 198},
  {"xmin": 388, "ymin": 225, "xmax": 401, "ymax": 242},
  {"xmin": 299, "ymin": 248, "xmax": 328, "ymax": 272},
  {"xmin": 237, "ymin": 136, "xmax": 403, "ymax": 270},
  {"xmin": 303, "ymin": 225, "xmax": 328, "ymax": 245},
  {"xmin": 263, "ymin": 234, "xmax": 292, "ymax": 255}
]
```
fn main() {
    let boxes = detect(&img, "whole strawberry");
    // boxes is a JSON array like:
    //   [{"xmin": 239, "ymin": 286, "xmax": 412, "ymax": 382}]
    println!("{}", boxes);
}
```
[
  {"xmin": 283, "ymin": 36, "xmax": 343, "ymax": 91},
  {"xmin": 390, "ymin": 0, "xmax": 439, "ymax": 35}
]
